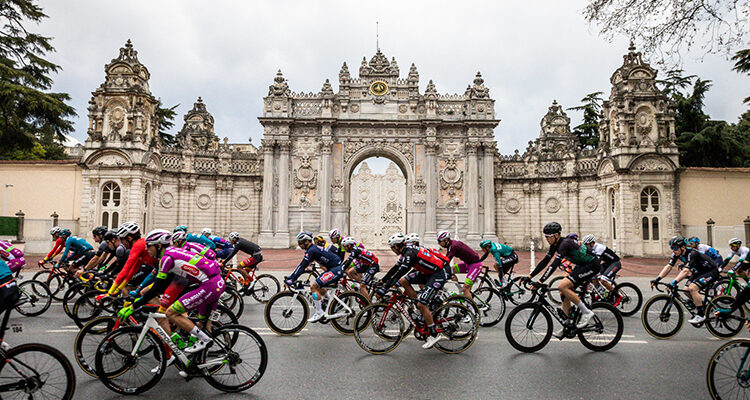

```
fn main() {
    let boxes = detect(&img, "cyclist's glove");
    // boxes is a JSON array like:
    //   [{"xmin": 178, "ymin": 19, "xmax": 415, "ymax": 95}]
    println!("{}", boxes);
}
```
[
  {"xmin": 284, "ymin": 277, "xmax": 294, "ymax": 286},
  {"xmin": 375, "ymin": 287, "xmax": 387, "ymax": 297},
  {"xmin": 650, "ymin": 277, "xmax": 661, "ymax": 285},
  {"xmin": 129, "ymin": 289, "xmax": 140, "ymax": 298},
  {"xmin": 117, "ymin": 305, "xmax": 134, "ymax": 320},
  {"xmin": 667, "ymin": 280, "xmax": 677, "ymax": 290}
]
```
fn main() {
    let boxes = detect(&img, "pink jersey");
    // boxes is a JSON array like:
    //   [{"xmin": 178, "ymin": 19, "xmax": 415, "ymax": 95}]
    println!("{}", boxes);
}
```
[
  {"xmin": 157, "ymin": 246, "xmax": 221, "ymax": 284},
  {"xmin": 178, "ymin": 242, "xmax": 217, "ymax": 260},
  {"xmin": 0, "ymin": 240, "xmax": 25, "ymax": 272}
]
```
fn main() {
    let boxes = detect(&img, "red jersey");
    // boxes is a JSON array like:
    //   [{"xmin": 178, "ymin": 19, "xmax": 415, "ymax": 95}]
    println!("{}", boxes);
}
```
[
  {"xmin": 113, "ymin": 238, "xmax": 157, "ymax": 286},
  {"xmin": 45, "ymin": 237, "xmax": 66, "ymax": 260}
]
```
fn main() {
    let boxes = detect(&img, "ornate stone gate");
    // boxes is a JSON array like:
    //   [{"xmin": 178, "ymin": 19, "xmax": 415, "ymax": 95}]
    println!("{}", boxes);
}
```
[{"xmin": 350, "ymin": 162, "xmax": 407, "ymax": 249}]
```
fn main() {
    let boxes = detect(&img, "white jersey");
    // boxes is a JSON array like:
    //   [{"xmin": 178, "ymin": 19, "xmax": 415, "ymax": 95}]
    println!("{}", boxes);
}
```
[
  {"xmin": 727, "ymin": 246, "xmax": 750, "ymax": 262},
  {"xmin": 591, "ymin": 243, "xmax": 607, "ymax": 257}
]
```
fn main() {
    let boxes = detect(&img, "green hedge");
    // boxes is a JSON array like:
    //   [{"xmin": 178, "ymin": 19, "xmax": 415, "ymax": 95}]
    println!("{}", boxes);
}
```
[{"xmin": 0, "ymin": 216, "xmax": 18, "ymax": 236}]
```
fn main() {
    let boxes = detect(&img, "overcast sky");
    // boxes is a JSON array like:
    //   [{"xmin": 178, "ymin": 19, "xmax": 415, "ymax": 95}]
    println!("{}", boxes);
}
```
[{"xmin": 39, "ymin": 0, "xmax": 748, "ymax": 157}]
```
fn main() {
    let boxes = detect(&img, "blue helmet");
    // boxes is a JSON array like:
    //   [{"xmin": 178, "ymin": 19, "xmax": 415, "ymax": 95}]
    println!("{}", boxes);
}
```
[
  {"xmin": 173, "ymin": 225, "xmax": 188, "ymax": 233},
  {"xmin": 687, "ymin": 236, "xmax": 700, "ymax": 245},
  {"xmin": 59, "ymin": 228, "xmax": 71, "ymax": 238}
]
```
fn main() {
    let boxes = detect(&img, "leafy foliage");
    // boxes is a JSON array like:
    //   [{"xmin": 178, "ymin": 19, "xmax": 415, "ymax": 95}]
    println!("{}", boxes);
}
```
[
  {"xmin": 0, "ymin": 0, "xmax": 76, "ymax": 160},
  {"xmin": 732, "ymin": 49, "xmax": 750, "ymax": 104},
  {"xmin": 155, "ymin": 98, "xmax": 179, "ymax": 146},
  {"xmin": 568, "ymin": 92, "xmax": 603, "ymax": 149}
]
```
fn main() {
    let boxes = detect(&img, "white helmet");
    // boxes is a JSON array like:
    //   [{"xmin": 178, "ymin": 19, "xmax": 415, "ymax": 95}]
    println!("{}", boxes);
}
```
[
  {"xmin": 171, "ymin": 230, "xmax": 187, "ymax": 243},
  {"xmin": 50, "ymin": 226, "xmax": 61, "ymax": 235},
  {"xmin": 329, "ymin": 229, "xmax": 341, "ymax": 241},
  {"xmin": 296, "ymin": 231, "xmax": 313, "ymax": 243},
  {"xmin": 145, "ymin": 229, "xmax": 172, "ymax": 246},
  {"xmin": 341, "ymin": 237, "xmax": 357, "ymax": 247},
  {"xmin": 437, "ymin": 231, "xmax": 451, "ymax": 242},
  {"xmin": 582, "ymin": 234, "xmax": 596, "ymax": 245},
  {"xmin": 201, "ymin": 228, "xmax": 212, "ymax": 236},
  {"xmin": 117, "ymin": 222, "xmax": 140, "ymax": 238},
  {"xmin": 729, "ymin": 238, "xmax": 742, "ymax": 246},
  {"xmin": 405, "ymin": 233, "xmax": 420, "ymax": 244},
  {"xmin": 388, "ymin": 233, "xmax": 406, "ymax": 247},
  {"xmin": 228, "ymin": 232, "xmax": 240, "ymax": 241}
]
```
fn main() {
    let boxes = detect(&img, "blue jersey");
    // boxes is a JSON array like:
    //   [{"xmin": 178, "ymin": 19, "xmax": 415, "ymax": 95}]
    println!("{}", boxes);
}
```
[
  {"xmin": 0, "ymin": 259, "xmax": 11, "ymax": 280},
  {"xmin": 288, "ymin": 245, "xmax": 342, "ymax": 281},
  {"xmin": 60, "ymin": 236, "xmax": 93, "ymax": 262},
  {"xmin": 209, "ymin": 236, "xmax": 231, "ymax": 249},
  {"xmin": 187, "ymin": 233, "xmax": 215, "ymax": 249}
]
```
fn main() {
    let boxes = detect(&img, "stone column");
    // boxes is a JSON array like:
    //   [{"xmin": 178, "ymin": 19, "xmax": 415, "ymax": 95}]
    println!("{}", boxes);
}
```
[
  {"xmin": 14, "ymin": 210, "xmax": 24, "ymax": 243},
  {"xmin": 318, "ymin": 131, "xmax": 333, "ymax": 236},
  {"xmin": 276, "ymin": 139, "xmax": 291, "ymax": 246},
  {"xmin": 258, "ymin": 140, "xmax": 276, "ymax": 247},
  {"xmin": 482, "ymin": 142, "xmax": 498, "ymax": 242},
  {"xmin": 423, "ymin": 141, "xmax": 438, "ymax": 246},
  {"xmin": 465, "ymin": 141, "xmax": 481, "ymax": 243},
  {"xmin": 744, "ymin": 216, "xmax": 750, "ymax": 245},
  {"xmin": 707, "ymin": 218, "xmax": 715, "ymax": 247}
]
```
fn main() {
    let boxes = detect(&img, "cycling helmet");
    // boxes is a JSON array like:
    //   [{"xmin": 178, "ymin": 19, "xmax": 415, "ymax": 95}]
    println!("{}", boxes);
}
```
[
  {"xmin": 103, "ymin": 230, "xmax": 118, "ymax": 241},
  {"xmin": 479, "ymin": 240, "xmax": 492, "ymax": 249},
  {"xmin": 669, "ymin": 236, "xmax": 685, "ymax": 248},
  {"xmin": 228, "ymin": 232, "xmax": 240, "ymax": 241},
  {"xmin": 729, "ymin": 238, "xmax": 742, "ymax": 246},
  {"xmin": 313, "ymin": 235, "xmax": 326, "ymax": 246},
  {"xmin": 543, "ymin": 222, "xmax": 562, "ymax": 235},
  {"xmin": 566, "ymin": 233, "xmax": 579, "ymax": 241},
  {"xmin": 296, "ymin": 231, "xmax": 313, "ymax": 244},
  {"xmin": 329, "ymin": 229, "xmax": 341, "ymax": 242},
  {"xmin": 173, "ymin": 225, "xmax": 188, "ymax": 233},
  {"xmin": 341, "ymin": 237, "xmax": 357, "ymax": 247},
  {"xmin": 405, "ymin": 233, "xmax": 420, "ymax": 244},
  {"xmin": 50, "ymin": 226, "xmax": 61, "ymax": 236},
  {"xmin": 145, "ymin": 229, "xmax": 172, "ymax": 246},
  {"xmin": 59, "ymin": 228, "xmax": 71, "ymax": 238},
  {"xmin": 582, "ymin": 234, "xmax": 595, "ymax": 245},
  {"xmin": 201, "ymin": 228, "xmax": 212, "ymax": 236},
  {"xmin": 687, "ymin": 236, "xmax": 700, "ymax": 245},
  {"xmin": 388, "ymin": 233, "xmax": 406, "ymax": 247},
  {"xmin": 117, "ymin": 221, "xmax": 140, "ymax": 238},
  {"xmin": 92, "ymin": 225, "xmax": 108, "ymax": 237},
  {"xmin": 171, "ymin": 230, "xmax": 187, "ymax": 243},
  {"xmin": 437, "ymin": 231, "xmax": 451, "ymax": 242}
]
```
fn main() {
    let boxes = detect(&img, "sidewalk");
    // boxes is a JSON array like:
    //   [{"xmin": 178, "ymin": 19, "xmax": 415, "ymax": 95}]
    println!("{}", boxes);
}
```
[{"xmin": 20, "ymin": 249, "xmax": 666, "ymax": 277}]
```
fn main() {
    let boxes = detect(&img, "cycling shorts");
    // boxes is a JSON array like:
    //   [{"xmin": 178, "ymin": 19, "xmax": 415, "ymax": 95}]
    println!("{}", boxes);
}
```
[
  {"xmin": 361, "ymin": 265, "xmax": 380, "ymax": 285},
  {"xmin": 734, "ymin": 261, "xmax": 750, "ymax": 274},
  {"xmin": 159, "ymin": 275, "xmax": 189, "ymax": 310},
  {"xmin": 565, "ymin": 260, "xmax": 600, "ymax": 287},
  {"xmin": 688, "ymin": 269, "xmax": 720, "ymax": 290},
  {"xmin": 71, "ymin": 250, "xmax": 95, "ymax": 268},
  {"xmin": 601, "ymin": 261, "xmax": 622, "ymax": 279},
  {"xmin": 0, "ymin": 276, "xmax": 19, "ymax": 314},
  {"xmin": 172, "ymin": 274, "xmax": 225, "ymax": 318},
  {"xmin": 315, "ymin": 266, "xmax": 344, "ymax": 288},
  {"xmin": 499, "ymin": 252, "xmax": 519, "ymax": 274},
  {"xmin": 239, "ymin": 254, "xmax": 262, "ymax": 269},
  {"xmin": 405, "ymin": 267, "xmax": 452, "ymax": 305},
  {"xmin": 453, "ymin": 262, "xmax": 483, "ymax": 286},
  {"xmin": 7, "ymin": 257, "xmax": 25, "ymax": 273}
]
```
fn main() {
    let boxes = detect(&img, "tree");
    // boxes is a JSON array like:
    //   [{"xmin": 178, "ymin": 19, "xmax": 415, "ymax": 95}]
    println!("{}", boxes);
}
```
[
  {"xmin": 732, "ymin": 49, "xmax": 750, "ymax": 104},
  {"xmin": 0, "ymin": 0, "xmax": 76, "ymax": 160},
  {"xmin": 155, "ymin": 99, "xmax": 179, "ymax": 146},
  {"xmin": 584, "ymin": 0, "xmax": 750, "ymax": 65},
  {"xmin": 568, "ymin": 91, "xmax": 603, "ymax": 149}
]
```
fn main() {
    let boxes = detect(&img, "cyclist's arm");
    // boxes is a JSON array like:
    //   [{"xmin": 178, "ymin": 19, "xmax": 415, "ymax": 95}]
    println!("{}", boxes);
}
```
[
  {"xmin": 478, "ymin": 251, "xmax": 489, "ymax": 263},
  {"xmin": 288, "ymin": 251, "xmax": 313, "ymax": 282},
  {"xmin": 538, "ymin": 254, "xmax": 563, "ymax": 282},
  {"xmin": 198, "ymin": 235, "xmax": 216, "ymax": 249},
  {"xmin": 381, "ymin": 250, "xmax": 415, "ymax": 289},
  {"xmin": 111, "ymin": 243, "xmax": 146, "ymax": 293},
  {"xmin": 44, "ymin": 240, "xmax": 63, "ymax": 261},
  {"xmin": 224, "ymin": 245, "xmax": 241, "ymax": 263},
  {"xmin": 529, "ymin": 248, "xmax": 555, "ymax": 278},
  {"xmin": 653, "ymin": 264, "xmax": 674, "ymax": 281},
  {"xmin": 59, "ymin": 239, "xmax": 73, "ymax": 263},
  {"xmin": 132, "ymin": 274, "xmax": 171, "ymax": 308}
]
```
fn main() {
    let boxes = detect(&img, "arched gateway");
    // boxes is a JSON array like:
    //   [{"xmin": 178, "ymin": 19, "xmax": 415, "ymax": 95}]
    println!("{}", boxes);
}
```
[{"xmin": 257, "ymin": 49, "xmax": 500, "ymax": 248}]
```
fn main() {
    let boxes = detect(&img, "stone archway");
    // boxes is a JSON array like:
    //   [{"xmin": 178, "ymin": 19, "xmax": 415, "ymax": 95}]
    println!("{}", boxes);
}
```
[{"xmin": 349, "ymin": 160, "xmax": 407, "ymax": 249}]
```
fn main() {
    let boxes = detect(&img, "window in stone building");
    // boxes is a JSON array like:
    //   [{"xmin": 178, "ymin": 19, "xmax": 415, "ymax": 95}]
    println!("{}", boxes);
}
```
[
  {"xmin": 640, "ymin": 187, "xmax": 660, "ymax": 241},
  {"xmin": 652, "ymin": 217, "xmax": 659, "ymax": 240},
  {"xmin": 642, "ymin": 217, "xmax": 650, "ymax": 240},
  {"xmin": 101, "ymin": 181, "xmax": 122, "ymax": 229},
  {"xmin": 640, "ymin": 186, "xmax": 659, "ymax": 212}
]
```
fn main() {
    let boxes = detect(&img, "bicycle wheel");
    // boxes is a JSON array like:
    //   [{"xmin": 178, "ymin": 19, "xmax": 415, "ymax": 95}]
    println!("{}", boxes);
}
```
[
  {"xmin": 62, "ymin": 282, "xmax": 89, "ymax": 319},
  {"xmin": 0, "ymin": 343, "xmax": 76, "ymax": 400},
  {"xmin": 612, "ymin": 282, "xmax": 642, "ymax": 317},
  {"xmin": 329, "ymin": 291, "xmax": 369, "ymax": 335},
  {"xmin": 220, "ymin": 287, "xmax": 245, "ymax": 318},
  {"xmin": 201, "ymin": 324, "xmax": 268, "ymax": 392},
  {"xmin": 71, "ymin": 290, "xmax": 105, "ymax": 328},
  {"xmin": 577, "ymin": 303, "xmax": 623, "ymax": 351},
  {"xmin": 712, "ymin": 278, "xmax": 741, "ymax": 298},
  {"xmin": 473, "ymin": 287, "xmax": 506, "ymax": 327},
  {"xmin": 250, "ymin": 274, "xmax": 280, "ymax": 303},
  {"xmin": 15, "ymin": 280, "xmax": 52, "ymax": 316},
  {"xmin": 353, "ymin": 303, "xmax": 407, "ymax": 355},
  {"xmin": 641, "ymin": 294, "xmax": 684, "ymax": 339},
  {"xmin": 506, "ymin": 277, "xmax": 535, "ymax": 305},
  {"xmin": 33, "ymin": 270, "xmax": 63, "ymax": 300},
  {"xmin": 94, "ymin": 325, "xmax": 165, "ymax": 395},
  {"xmin": 707, "ymin": 339, "xmax": 750, "ymax": 400},
  {"xmin": 545, "ymin": 276, "xmax": 565, "ymax": 305},
  {"xmin": 504, "ymin": 302, "xmax": 553, "ymax": 353},
  {"xmin": 264, "ymin": 291, "xmax": 309, "ymax": 335},
  {"xmin": 74, "ymin": 316, "xmax": 122, "ymax": 377},
  {"xmin": 433, "ymin": 303, "xmax": 479, "ymax": 354},
  {"xmin": 705, "ymin": 295, "xmax": 746, "ymax": 339},
  {"xmin": 442, "ymin": 294, "xmax": 481, "ymax": 326}
]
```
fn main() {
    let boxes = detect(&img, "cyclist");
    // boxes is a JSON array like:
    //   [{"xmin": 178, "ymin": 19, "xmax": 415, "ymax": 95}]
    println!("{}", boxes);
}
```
[
  {"xmin": 438, "ymin": 231, "xmax": 481, "ymax": 301},
  {"xmin": 209, "ymin": 235, "xmax": 234, "ymax": 260},
  {"xmin": 581, "ymin": 234, "xmax": 622, "ymax": 305},
  {"xmin": 39, "ymin": 226, "xmax": 65, "ymax": 267},
  {"xmin": 686, "ymin": 236, "xmax": 723, "ymax": 267},
  {"xmin": 201, "ymin": 228, "xmax": 212, "ymax": 238},
  {"xmin": 528, "ymin": 222, "xmax": 598, "ymax": 331},
  {"xmin": 106, "ymin": 222, "xmax": 157, "ymax": 296},
  {"xmin": 174, "ymin": 225, "xmax": 215, "ymax": 249},
  {"xmin": 78, "ymin": 225, "xmax": 116, "ymax": 277},
  {"xmin": 0, "ymin": 258, "xmax": 20, "ymax": 314},
  {"xmin": 651, "ymin": 236, "xmax": 718, "ymax": 324},
  {"xmin": 405, "ymin": 233, "xmax": 420, "ymax": 246},
  {"xmin": 478, "ymin": 239, "xmax": 518, "ymax": 286},
  {"xmin": 58, "ymin": 229, "xmax": 94, "ymax": 273},
  {"xmin": 377, "ymin": 233, "xmax": 452, "ymax": 349},
  {"xmin": 119, "ymin": 229, "xmax": 225, "ymax": 354},
  {"xmin": 720, "ymin": 238, "xmax": 750, "ymax": 274},
  {"xmin": 98, "ymin": 230, "xmax": 126, "ymax": 277},
  {"xmin": 328, "ymin": 229, "xmax": 345, "ymax": 260},
  {"xmin": 340, "ymin": 236, "xmax": 379, "ymax": 298},
  {"xmin": 285, "ymin": 232, "xmax": 343, "ymax": 323},
  {"xmin": 170, "ymin": 231, "xmax": 217, "ymax": 260},
  {"xmin": 223, "ymin": 232, "xmax": 263, "ymax": 295},
  {"xmin": 0, "ymin": 240, "xmax": 25, "ymax": 273}
]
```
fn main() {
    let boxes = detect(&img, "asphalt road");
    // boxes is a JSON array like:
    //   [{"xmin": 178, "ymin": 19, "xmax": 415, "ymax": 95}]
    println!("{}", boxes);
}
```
[{"xmin": 5, "ymin": 276, "xmax": 732, "ymax": 400}]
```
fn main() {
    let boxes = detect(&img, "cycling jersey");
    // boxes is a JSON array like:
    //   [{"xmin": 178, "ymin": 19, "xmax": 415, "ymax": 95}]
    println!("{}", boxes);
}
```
[
  {"xmin": 178, "ymin": 241, "xmax": 217, "ymax": 260},
  {"xmin": 531, "ymin": 237, "xmax": 597, "ymax": 282},
  {"xmin": 591, "ymin": 243, "xmax": 620, "ymax": 266},
  {"xmin": 479, "ymin": 242, "xmax": 514, "ymax": 264},
  {"xmin": 381, "ymin": 245, "xmax": 448, "ymax": 289},
  {"xmin": 0, "ymin": 240, "xmax": 25, "ymax": 272},
  {"xmin": 186, "ymin": 233, "xmax": 215, "ymax": 249},
  {"xmin": 445, "ymin": 240, "xmax": 481, "ymax": 264},
  {"xmin": 288, "ymin": 244, "xmax": 342, "ymax": 282},
  {"xmin": 226, "ymin": 238, "xmax": 262, "ymax": 261},
  {"xmin": 329, "ymin": 240, "xmax": 346, "ymax": 261},
  {"xmin": 209, "ymin": 236, "xmax": 231, "ymax": 249},
  {"xmin": 45, "ymin": 237, "xmax": 66, "ymax": 260},
  {"xmin": 59, "ymin": 236, "xmax": 94, "ymax": 263},
  {"xmin": 677, "ymin": 248, "xmax": 717, "ymax": 275},
  {"xmin": 155, "ymin": 247, "xmax": 221, "ymax": 283},
  {"xmin": 0, "ymin": 259, "xmax": 19, "ymax": 314},
  {"xmin": 693, "ymin": 244, "xmax": 723, "ymax": 266},
  {"xmin": 342, "ymin": 246, "xmax": 379, "ymax": 268},
  {"xmin": 111, "ymin": 238, "xmax": 157, "ymax": 292},
  {"xmin": 721, "ymin": 246, "xmax": 750, "ymax": 270},
  {"xmin": 0, "ymin": 259, "xmax": 12, "ymax": 280}
]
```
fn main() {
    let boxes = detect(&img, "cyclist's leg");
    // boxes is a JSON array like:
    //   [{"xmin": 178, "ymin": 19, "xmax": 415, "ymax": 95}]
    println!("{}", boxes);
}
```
[
  {"xmin": 167, "ymin": 275, "xmax": 225, "ymax": 346},
  {"xmin": 402, "ymin": 271, "xmax": 427, "ymax": 300},
  {"xmin": 360, "ymin": 264, "xmax": 379, "ymax": 298},
  {"xmin": 312, "ymin": 267, "xmax": 344, "ymax": 314},
  {"xmin": 561, "ymin": 261, "xmax": 598, "ymax": 317},
  {"xmin": 499, "ymin": 253, "xmax": 518, "ymax": 283},
  {"xmin": 417, "ymin": 268, "xmax": 450, "ymax": 329},
  {"xmin": 461, "ymin": 262, "xmax": 483, "ymax": 300}
]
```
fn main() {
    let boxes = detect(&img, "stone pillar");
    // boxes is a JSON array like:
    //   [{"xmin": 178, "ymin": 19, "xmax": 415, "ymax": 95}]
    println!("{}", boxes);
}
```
[
  {"xmin": 319, "ymin": 132, "xmax": 333, "ymax": 236},
  {"xmin": 51, "ymin": 212, "xmax": 59, "ymax": 227},
  {"xmin": 258, "ymin": 140, "xmax": 276, "ymax": 246},
  {"xmin": 707, "ymin": 218, "xmax": 715, "ymax": 247},
  {"xmin": 744, "ymin": 216, "xmax": 750, "ymax": 245},
  {"xmin": 465, "ymin": 141, "xmax": 481, "ymax": 243},
  {"xmin": 423, "ymin": 142, "xmax": 438, "ymax": 246},
  {"xmin": 14, "ymin": 210, "xmax": 24, "ymax": 243},
  {"xmin": 482, "ymin": 143, "xmax": 498, "ymax": 242},
  {"xmin": 276, "ymin": 140, "xmax": 291, "ymax": 246}
]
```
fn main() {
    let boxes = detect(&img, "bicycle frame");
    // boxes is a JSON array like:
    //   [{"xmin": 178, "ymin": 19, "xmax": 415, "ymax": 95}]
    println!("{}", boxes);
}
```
[
  {"xmin": 721, "ymin": 273, "xmax": 748, "ymax": 295},
  {"xmin": 284, "ymin": 285, "xmax": 355, "ymax": 320}
]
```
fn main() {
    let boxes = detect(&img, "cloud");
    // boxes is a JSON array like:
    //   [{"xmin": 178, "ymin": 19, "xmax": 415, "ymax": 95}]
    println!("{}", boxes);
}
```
[{"xmin": 38, "ymin": 0, "xmax": 748, "ymax": 153}]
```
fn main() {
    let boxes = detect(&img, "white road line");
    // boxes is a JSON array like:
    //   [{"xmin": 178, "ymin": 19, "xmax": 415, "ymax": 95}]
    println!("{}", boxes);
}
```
[
  {"xmin": 561, "ymin": 339, "xmax": 648, "ymax": 344},
  {"xmin": 46, "ymin": 329, "xmax": 79, "ymax": 333}
]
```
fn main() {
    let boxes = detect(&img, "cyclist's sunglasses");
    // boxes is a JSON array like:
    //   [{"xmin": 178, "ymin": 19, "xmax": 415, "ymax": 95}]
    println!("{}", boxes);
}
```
[
  {"xmin": 670, "ymin": 246, "xmax": 681, "ymax": 251},
  {"xmin": 544, "ymin": 234, "xmax": 557, "ymax": 238}
]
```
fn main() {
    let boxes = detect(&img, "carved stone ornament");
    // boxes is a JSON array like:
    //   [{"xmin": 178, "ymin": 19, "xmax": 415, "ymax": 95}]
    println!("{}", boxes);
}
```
[
  {"xmin": 598, "ymin": 160, "xmax": 615, "ymax": 176},
  {"xmin": 505, "ymin": 198, "xmax": 521, "ymax": 214},
  {"xmin": 343, "ymin": 140, "xmax": 413, "ymax": 166},
  {"xmin": 331, "ymin": 176, "xmax": 344, "ymax": 206},
  {"xmin": 584, "ymin": 196, "xmax": 598, "ymax": 213},
  {"xmin": 545, "ymin": 197, "xmax": 561, "ymax": 214},
  {"xmin": 196, "ymin": 193, "xmax": 212, "ymax": 210},
  {"xmin": 160, "ymin": 192, "xmax": 174, "ymax": 208},
  {"xmin": 235, "ymin": 195, "xmax": 250, "ymax": 210},
  {"xmin": 632, "ymin": 157, "xmax": 671, "ymax": 172}
]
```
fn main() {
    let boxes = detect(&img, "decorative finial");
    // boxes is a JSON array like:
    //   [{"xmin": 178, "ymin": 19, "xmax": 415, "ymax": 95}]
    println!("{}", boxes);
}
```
[
  {"xmin": 629, "ymin": 40, "xmax": 636, "ymax": 52},
  {"xmin": 376, "ymin": 21, "xmax": 379, "ymax": 51}
]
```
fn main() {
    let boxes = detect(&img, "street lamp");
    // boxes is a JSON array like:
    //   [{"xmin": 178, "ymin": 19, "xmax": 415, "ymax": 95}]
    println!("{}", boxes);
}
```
[
  {"xmin": 299, "ymin": 195, "xmax": 306, "ymax": 233},
  {"xmin": 3, "ymin": 184, "xmax": 13, "ymax": 216},
  {"xmin": 453, "ymin": 197, "xmax": 459, "ymax": 240}
]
